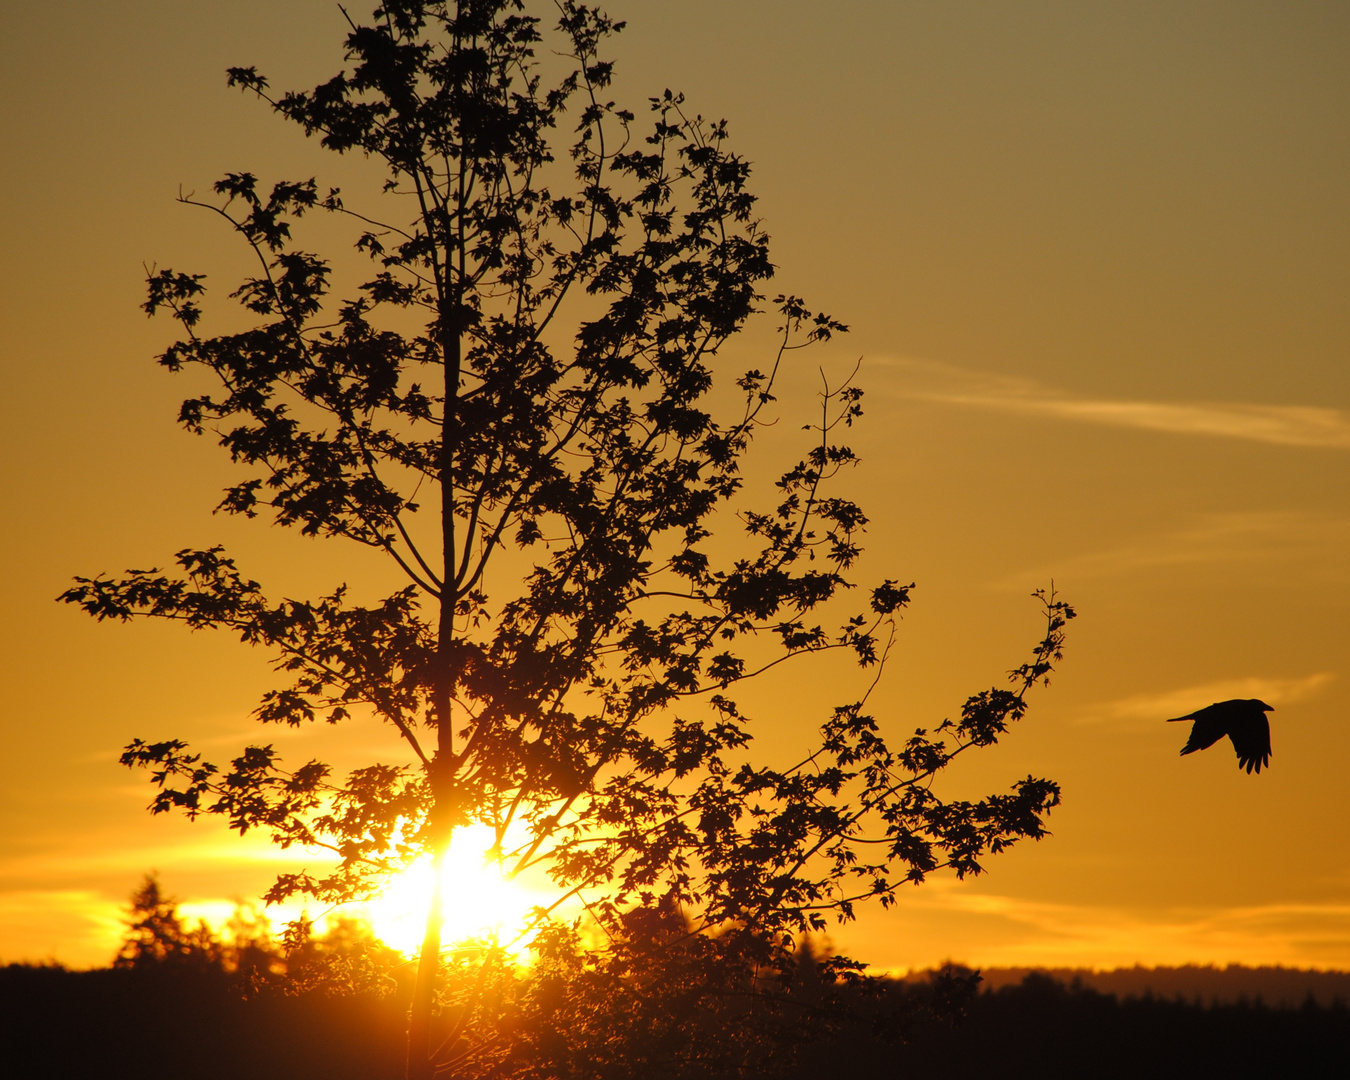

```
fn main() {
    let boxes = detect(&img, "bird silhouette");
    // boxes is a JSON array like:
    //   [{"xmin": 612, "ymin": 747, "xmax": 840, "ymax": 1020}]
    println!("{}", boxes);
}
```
[{"xmin": 1166, "ymin": 698, "xmax": 1273, "ymax": 773}]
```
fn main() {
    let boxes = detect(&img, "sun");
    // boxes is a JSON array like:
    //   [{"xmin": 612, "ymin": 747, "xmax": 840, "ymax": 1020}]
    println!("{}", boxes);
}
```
[{"xmin": 361, "ymin": 823, "xmax": 540, "ymax": 957}]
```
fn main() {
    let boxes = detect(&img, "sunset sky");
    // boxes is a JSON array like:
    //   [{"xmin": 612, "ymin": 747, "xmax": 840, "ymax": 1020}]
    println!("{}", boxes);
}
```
[{"xmin": 2, "ymin": 0, "xmax": 1347, "ymax": 972}]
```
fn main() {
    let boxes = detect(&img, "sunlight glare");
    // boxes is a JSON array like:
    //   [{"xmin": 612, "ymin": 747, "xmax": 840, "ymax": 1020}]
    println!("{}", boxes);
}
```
[{"xmin": 362, "ymin": 824, "xmax": 536, "ymax": 956}]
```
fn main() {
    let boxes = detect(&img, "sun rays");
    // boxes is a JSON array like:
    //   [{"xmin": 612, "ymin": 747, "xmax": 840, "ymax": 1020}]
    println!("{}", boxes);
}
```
[{"xmin": 361, "ymin": 824, "xmax": 540, "ymax": 957}]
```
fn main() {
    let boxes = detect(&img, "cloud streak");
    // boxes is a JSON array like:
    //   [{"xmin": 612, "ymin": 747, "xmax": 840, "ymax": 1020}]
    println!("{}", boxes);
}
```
[
  {"xmin": 1074, "ymin": 672, "xmax": 1336, "ymax": 727},
  {"xmin": 1006, "ymin": 510, "xmax": 1350, "ymax": 585},
  {"xmin": 877, "ymin": 358, "xmax": 1350, "ymax": 448},
  {"xmin": 852, "ymin": 877, "xmax": 1350, "ymax": 973}
]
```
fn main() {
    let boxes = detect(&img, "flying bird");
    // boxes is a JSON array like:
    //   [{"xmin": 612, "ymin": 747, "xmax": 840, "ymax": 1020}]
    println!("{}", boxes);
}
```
[{"xmin": 1166, "ymin": 698, "xmax": 1273, "ymax": 774}]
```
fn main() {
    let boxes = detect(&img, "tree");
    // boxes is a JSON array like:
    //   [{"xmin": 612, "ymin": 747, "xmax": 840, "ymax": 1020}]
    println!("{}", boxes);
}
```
[
  {"xmin": 62, "ymin": 2, "xmax": 1073, "ymax": 1076},
  {"xmin": 116, "ymin": 874, "xmax": 226, "ymax": 975},
  {"xmin": 113, "ymin": 874, "xmax": 400, "ymax": 998}
]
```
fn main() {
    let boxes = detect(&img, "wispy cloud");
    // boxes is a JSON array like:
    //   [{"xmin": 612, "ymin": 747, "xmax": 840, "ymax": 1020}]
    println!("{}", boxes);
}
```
[
  {"xmin": 876, "ymin": 358, "xmax": 1350, "ymax": 449},
  {"xmin": 0, "ymin": 890, "xmax": 124, "ymax": 965},
  {"xmin": 850, "ymin": 877, "xmax": 1350, "ymax": 973},
  {"xmin": 1075, "ymin": 672, "xmax": 1336, "ymax": 727},
  {"xmin": 1033, "ymin": 511, "xmax": 1350, "ymax": 582},
  {"xmin": 0, "ymin": 832, "xmax": 316, "ymax": 892}
]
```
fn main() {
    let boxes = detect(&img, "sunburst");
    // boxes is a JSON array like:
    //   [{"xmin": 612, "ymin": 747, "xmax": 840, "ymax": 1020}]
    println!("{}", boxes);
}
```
[{"xmin": 361, "ymin": 823, "xmax": 539, "ymax": 956}]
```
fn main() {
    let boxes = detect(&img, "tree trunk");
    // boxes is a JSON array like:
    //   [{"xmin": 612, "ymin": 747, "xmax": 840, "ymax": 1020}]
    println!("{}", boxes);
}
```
[
  {"xmin": 408, "ymin": 290, "xmax": 464, "ymax": 1079},
  {"xmin": 406, "ymin": 844, "xmax": 448, "ymax": 1078}
]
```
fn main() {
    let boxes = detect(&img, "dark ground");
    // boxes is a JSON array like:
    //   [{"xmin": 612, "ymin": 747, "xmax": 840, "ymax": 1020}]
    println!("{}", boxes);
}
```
[
  {"xmin": 0, "ymin": 963, "xmax": 406, "ymax": 1080},
  {"xmin": 4, "ymin": 963, "xmax": 1348, "ymax": 1079},
  {"xmin": 796, "ymin": 971, "xmax": 1350, "ymax": 1080}
]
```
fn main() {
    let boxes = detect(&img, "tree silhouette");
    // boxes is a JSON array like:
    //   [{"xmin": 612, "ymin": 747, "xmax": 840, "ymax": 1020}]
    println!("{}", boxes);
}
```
[
  {"xmin": 61, "ymin": 3, "xmax": 1073, "ymax": 1076},
  {"xmin": 113, "ymin": 873, "xmax": 402, "ymax": 998},
  {"xmin": 116, "ymin": 874, "xmax": 225, "ymax": 974}
]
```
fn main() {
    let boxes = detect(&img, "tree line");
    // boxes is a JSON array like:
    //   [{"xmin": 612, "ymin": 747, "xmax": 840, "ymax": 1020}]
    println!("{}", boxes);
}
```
[{"xmin": 4, "ymin": 875, "xmax": 1348, "ymax": 1079}]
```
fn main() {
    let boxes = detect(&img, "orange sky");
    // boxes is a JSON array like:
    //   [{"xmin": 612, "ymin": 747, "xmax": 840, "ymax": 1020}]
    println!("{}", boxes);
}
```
[{"xmin": 2, "ymin": 0, "xmax": 1347, "ymax": 971}]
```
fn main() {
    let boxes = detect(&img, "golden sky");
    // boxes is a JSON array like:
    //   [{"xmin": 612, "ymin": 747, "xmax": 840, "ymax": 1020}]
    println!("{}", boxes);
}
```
[{"xmin": 2, "ymin": 0, "xmax": 1347, "ymax": 971}]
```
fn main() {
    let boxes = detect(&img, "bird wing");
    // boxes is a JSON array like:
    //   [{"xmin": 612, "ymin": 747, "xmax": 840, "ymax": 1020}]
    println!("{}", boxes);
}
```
[
  {"xmin": 1167, "ymin": 708, "xmax": 1229, "ymax": 755},
  {"xmin": 1227, "ymin": 708, "xmax": 1272, "ymax": 774}
]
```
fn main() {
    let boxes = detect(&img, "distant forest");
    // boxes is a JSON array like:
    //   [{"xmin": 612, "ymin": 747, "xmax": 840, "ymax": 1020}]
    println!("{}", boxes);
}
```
[{"xmin": 970, "ymin": 963, "xmax": 1350, "ymax": 1009}]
